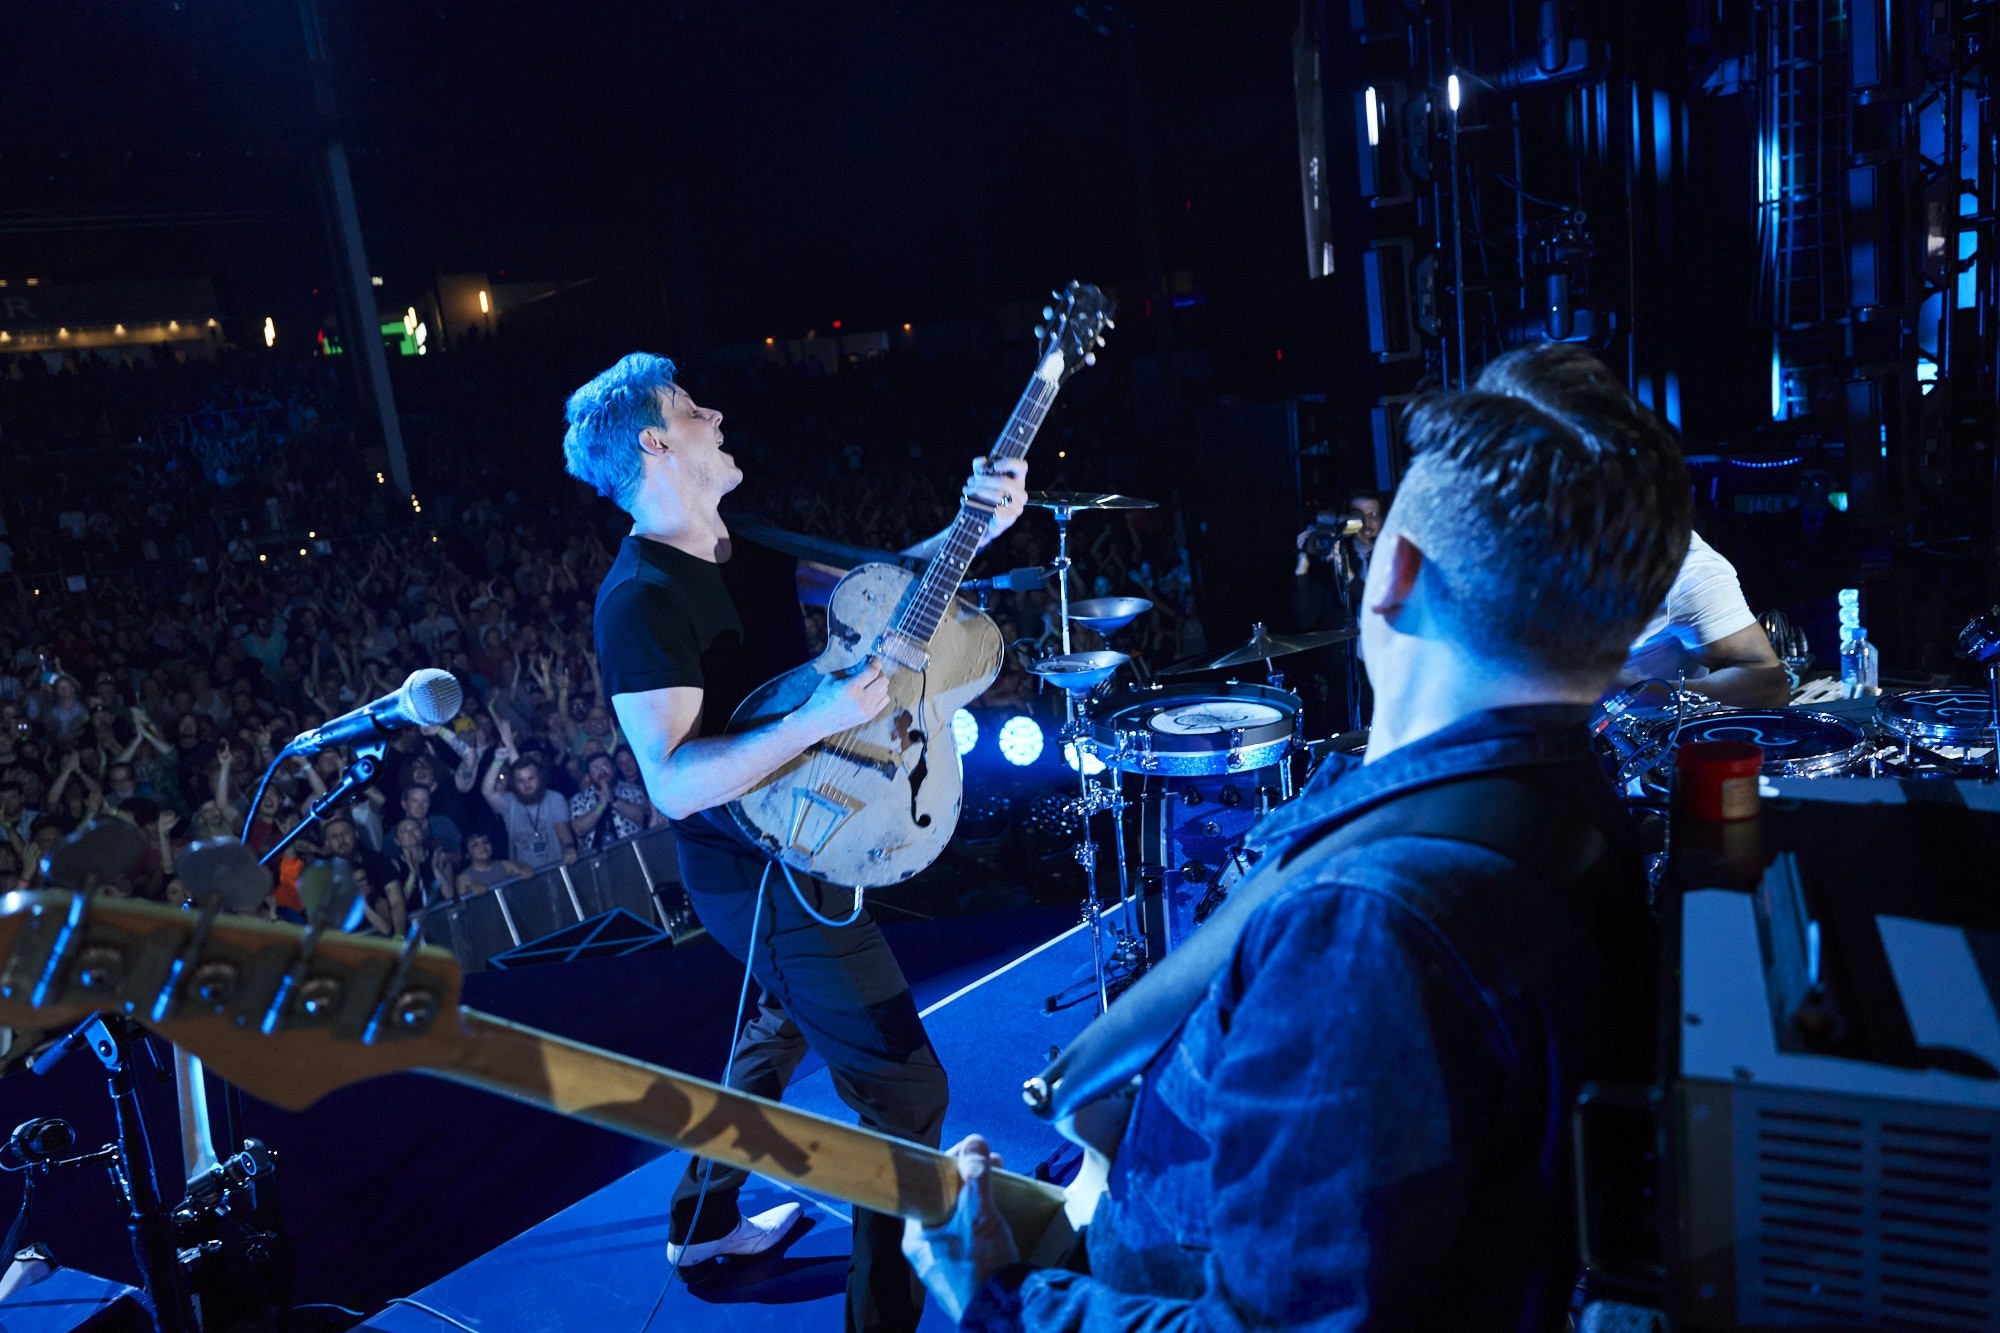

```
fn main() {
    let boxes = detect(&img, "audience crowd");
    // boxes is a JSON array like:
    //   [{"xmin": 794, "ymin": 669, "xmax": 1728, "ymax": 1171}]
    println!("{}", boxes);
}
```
[{"xmin": 0, "ymin": 333, "xmax": 1196, "ymax": 933}]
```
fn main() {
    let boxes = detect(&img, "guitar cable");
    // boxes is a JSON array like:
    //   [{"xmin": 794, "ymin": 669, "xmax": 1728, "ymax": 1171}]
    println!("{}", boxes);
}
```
[{"xmin": 639, "ymin": 860, "xmax": 771, "ymax": 1330}]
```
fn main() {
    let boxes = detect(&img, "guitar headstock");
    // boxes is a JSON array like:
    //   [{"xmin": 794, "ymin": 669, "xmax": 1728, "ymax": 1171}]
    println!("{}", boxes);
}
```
[
  {"xmin": 0, "ymin": 891, "xmax": 463, "ymax": 1110},
  {"xmin": 1034, "ymin": 281, "xmax": 1115, "ymax": 384}
]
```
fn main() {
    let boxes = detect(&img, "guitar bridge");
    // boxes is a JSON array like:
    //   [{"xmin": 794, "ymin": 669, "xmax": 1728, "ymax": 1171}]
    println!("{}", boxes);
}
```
[{"xmin": 786, "ymin": 786, "xmax": 863, "ymax": 863}]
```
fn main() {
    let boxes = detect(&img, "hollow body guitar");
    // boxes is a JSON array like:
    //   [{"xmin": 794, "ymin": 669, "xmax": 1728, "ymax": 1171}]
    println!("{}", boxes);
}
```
[{"xmin": 727, "ymin": 282, "xmax": 1113, "ymax": 887}]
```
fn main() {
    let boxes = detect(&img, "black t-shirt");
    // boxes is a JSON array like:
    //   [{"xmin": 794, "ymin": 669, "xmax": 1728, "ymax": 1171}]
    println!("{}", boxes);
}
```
[{"xmin": 592, "ymin": 532, "xmax": 809, "ymax": 740}]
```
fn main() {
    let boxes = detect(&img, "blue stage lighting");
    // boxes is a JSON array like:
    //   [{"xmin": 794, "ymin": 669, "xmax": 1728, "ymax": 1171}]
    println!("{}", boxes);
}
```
[
  {"xmin": 952, "ymin": 709, "xmax": 979, "ymax": 758},
  {"xmin": 1063, "ymin": 741, "xmax": 1106, "ymax": 776},
  {"xmin": 998, "ymin": 716, "xmax": 1045, "ymax": 767}
]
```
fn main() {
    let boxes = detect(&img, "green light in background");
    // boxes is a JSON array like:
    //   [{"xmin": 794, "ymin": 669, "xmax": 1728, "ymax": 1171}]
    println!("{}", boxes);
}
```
[{"xmin": 1828, "ymin": 491, "xmax": 1849, "ymax": 512}]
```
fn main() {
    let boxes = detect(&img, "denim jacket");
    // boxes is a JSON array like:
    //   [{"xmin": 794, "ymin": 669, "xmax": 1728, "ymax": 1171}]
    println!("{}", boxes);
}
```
[{"xmin": 967, "ymin": 706, "xmax": 1651, "ymax": 1331}]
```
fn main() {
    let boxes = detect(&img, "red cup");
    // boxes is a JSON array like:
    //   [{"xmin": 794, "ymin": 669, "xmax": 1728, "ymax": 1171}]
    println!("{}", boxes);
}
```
[{"xmin": 1675, "ymin": 740, "xmax": 1763, "ymax": 821}]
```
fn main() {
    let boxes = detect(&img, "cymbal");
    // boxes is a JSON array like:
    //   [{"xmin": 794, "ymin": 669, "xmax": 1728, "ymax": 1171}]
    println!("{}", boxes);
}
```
[
  {"xmin": 1160, "ymin": 624, "xmax": 1358, "ymax": 675},
  {"xmin": 1066, "ymin": 596, "xmax": 1152, "ymax": 634},
  {"xmin": 1027, "ymin": 650, "xmax": 1129, "ymax": 691},
  {"xmin": 1024, "ymin": 491, "xmax": 1159, "ymax": 511}
]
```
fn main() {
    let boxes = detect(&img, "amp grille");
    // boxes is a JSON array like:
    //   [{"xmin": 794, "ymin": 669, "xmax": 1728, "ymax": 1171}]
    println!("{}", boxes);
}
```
[{"xmin": 1741, "ymin": 1101, "xmax": 1997, "ymax": 1331}]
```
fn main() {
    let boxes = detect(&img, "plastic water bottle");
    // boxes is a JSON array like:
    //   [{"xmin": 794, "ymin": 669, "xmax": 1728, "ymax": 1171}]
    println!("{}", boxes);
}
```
[
  {"xmin": 1858, "ymin": 629, "xmax": 1879, "ymax": 695},
  {"xmin": 1840, "ymin": 628, "xmax": 1864, "ymax": 698}
]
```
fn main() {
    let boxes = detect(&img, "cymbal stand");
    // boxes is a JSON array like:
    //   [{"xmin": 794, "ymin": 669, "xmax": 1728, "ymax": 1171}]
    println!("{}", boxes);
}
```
[{"xmin": 1061, "ymin": 696, "xmax": 1113, "ymax": 1014}]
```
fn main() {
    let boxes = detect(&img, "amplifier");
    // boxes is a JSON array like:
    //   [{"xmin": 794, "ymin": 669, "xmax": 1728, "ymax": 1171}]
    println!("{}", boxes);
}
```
[{"xmin": 1672, "ymin": 780, "xmax": 2000, "ymax": 1331}]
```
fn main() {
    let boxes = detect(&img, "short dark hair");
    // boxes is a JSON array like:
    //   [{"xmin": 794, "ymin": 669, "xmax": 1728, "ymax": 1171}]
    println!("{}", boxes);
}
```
[{"xmin": 1390, "ymin": 372, "xmax": 1689, "ymax": 679}]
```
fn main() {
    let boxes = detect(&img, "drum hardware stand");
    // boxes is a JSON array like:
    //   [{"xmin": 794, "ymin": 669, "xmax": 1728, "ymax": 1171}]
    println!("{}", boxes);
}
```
[
  {"xmin": 31, "ymin": 1017, "xmax": 197, "ymax": 1333},
  {"xmin": 1058, "ymin": 700, "xmax": 1148, "ymax": 1014}
]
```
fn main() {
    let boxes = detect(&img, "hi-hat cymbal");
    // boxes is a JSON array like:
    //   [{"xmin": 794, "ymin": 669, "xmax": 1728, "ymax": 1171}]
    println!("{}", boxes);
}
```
[
  {"xmin": 1024, "ymin": 491, "xmax": 1159, "ymax": 511},
  {"xmin": 1161, "ymin": 623, "xmax": 1358, "ymax": 675}
]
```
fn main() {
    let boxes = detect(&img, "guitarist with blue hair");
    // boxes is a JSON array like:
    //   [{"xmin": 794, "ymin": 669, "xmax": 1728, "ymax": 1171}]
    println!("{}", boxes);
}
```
[{"xmin": 566, "ymin": 350, "xmax": 1027, "ymax": 1333}]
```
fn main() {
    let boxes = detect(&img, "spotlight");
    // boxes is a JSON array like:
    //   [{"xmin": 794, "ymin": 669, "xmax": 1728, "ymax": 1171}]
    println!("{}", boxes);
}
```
[
  {"xmin": 1447, "ymin": 73, "xmax": 1461, "ymax": 112},
  {"xmin": 998, "ymin": 716, "xmax": 1045, "ymax": 767},
  {"xmin": 952, "ymin": 709, "xmax": 979, "ymax": 758}
]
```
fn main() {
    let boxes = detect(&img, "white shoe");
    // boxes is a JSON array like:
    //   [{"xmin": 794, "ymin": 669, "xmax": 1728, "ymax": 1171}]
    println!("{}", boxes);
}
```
[{"xmin": 665, "ymin": 1201, "xmax": 803, "ymax": 1268}]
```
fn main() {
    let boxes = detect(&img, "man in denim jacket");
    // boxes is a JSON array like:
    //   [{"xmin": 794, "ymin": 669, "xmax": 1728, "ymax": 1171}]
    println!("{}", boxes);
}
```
[{"xmin": 908, "ymin": 353, "xmax": 1691, "ymax": 1330}]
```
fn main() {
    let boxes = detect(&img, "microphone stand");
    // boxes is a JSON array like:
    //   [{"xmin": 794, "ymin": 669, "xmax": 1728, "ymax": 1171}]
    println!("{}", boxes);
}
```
[{"xmin": 254, "ymin": 742, "xmax": 386, "ymax": 871}]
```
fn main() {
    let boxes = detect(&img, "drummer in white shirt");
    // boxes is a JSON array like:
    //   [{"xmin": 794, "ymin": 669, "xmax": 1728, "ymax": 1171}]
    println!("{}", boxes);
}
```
[
  {"xmin": 1621, "ymin": 530, "xmax": 1790, "ymax": 706},
  {"xmin": 1476, "ymin": 345, "xmax": 1792, "ymax": 709}
]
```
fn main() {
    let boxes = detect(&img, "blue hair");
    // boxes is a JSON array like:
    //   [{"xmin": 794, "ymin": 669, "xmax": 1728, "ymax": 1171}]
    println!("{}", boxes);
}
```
[{"xmin": 562, "ymin": 352, "xmax": 679, "ymax": 509}]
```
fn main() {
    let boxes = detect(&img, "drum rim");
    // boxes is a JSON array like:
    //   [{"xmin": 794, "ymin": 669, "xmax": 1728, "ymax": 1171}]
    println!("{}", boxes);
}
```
[
  {"xmin": 1671, "ymin": 708, "xmax": 1871, "ymax": 777},
  {"xmin": 1101, "ymin": 735, "xmax": 1296, "ymax": 776},
  {"xmin": 1090, "ymin": 681, "xmax": 1299, "ymax": 757},
  {"xmin": 1096, "ymin": 680, "xmax": 1296, "ymax": 772},
  {"xmin": 1876, "ymin": 691, "xmax": 2000, "ymax": 746}
]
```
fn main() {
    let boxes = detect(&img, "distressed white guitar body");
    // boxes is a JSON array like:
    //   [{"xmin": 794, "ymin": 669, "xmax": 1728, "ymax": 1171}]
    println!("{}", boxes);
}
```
[
  {"xmin": 726, "ymin": 282, "xmax": 1112, "ymax": 891},
  {"xmin": 726, "ymin": 563, "xmax": 1002, "ymax": 887}
]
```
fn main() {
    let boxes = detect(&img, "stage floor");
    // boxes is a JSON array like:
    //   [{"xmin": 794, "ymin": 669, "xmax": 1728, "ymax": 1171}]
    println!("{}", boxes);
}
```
[{"xmin": 361, "ymin": 921, "xmax": 1102, "ymax": 1333}]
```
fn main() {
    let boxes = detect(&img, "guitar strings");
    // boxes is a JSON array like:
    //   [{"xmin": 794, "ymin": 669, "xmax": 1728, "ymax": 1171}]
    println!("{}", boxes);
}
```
[{"xmin": 791, "ymin": 373, "xmax": 1056, "ymax": 824}]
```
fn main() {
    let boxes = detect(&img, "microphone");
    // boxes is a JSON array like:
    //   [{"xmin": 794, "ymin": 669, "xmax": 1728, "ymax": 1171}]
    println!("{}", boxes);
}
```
[
  {"xmin": 284, "ymin": 668, "xmax": 463, "ymax": 755},
  {"xmin": 963, "ymin": 566, "xmax": 1049, "ymax": 594}
]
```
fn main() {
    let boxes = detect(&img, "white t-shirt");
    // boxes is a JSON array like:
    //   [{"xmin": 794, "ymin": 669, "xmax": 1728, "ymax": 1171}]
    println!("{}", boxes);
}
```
[{"xmin": 1622, "ymin": 532, "xmax": 1759, "ymax": 682}]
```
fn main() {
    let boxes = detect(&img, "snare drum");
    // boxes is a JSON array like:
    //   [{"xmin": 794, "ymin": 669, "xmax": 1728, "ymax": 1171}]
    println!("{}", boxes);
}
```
[
  {"xmin": 1876, "ymin": 691, "xmax": 1999, "ymax": 749},
  {"xmin": 1669, "ymin": 709, "xmax": 1871, "ymax": 778},
  {"xmin": 1089, "ymin": 683, "xmax": 1300, "ymax": 776}
]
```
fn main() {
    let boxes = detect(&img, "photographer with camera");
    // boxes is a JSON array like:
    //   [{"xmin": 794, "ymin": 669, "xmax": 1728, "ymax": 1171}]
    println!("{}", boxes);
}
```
[{"xmin": 1293, "ymin": 492, "xmax": 1385, "ymax": 733}]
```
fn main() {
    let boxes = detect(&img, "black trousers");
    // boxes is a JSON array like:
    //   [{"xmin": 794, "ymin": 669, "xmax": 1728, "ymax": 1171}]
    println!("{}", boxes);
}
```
[{"xmin": 668, "ymin": 811, "xmax": 949, "ymax": 1333}]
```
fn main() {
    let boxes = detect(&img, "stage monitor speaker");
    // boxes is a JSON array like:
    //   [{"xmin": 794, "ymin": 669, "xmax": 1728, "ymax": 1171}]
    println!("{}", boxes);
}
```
[{"xmin": 0, "ymin": 1263, "xmax": 152, "ymax": 1332}]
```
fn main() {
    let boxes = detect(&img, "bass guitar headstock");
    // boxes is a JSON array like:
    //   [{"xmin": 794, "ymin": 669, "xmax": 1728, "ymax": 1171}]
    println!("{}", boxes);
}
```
[
  {"xmin": 1035, "ymin": 281, "xmax": 1115, "ymax": 385},
  {"xmin": 0, "ymin": 890, "xmax": 463, "ymax": 1110}
]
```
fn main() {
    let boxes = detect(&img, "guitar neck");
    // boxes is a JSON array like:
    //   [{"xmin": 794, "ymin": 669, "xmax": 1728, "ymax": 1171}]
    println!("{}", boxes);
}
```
[
  {"xmin": 892, "ymin": 365, "xmax": 1062, "ymax": 646},
  {"xmin": 433, "ymin": 1007, "xmax": 1072, "ymax": 1258}
]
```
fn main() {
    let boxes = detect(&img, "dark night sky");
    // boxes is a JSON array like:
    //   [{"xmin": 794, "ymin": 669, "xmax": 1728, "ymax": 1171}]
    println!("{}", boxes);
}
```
[{"xmin": 3, "ymin": 1, "xmax": 1310, "ymax": 350}]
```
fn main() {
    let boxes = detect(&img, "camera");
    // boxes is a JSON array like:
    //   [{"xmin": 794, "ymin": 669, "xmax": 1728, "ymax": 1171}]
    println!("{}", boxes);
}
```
[{"xmin": 1302, "ymin": 513, "xmax": 1363, "ymax": 562}]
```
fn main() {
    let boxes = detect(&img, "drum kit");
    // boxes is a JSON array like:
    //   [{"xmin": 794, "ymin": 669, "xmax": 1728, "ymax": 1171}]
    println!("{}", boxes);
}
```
[
  {"xmin": 1011, "ymin": 491, "xmax": 1357, "ymax": 1010},
  {"xmin": 998, "ymin": 497, "xmax": 2000, "ymax": 1008},
  {"xmin": 1593, "ymin": 680, "xmax": 2000, "ymax": 796}
]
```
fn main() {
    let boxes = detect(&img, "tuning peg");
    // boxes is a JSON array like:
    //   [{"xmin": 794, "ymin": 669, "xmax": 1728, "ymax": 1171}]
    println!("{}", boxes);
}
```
[
  {"xmin": 1083, "ymin": 351, "xmax": 1096, "ymax": 366},
  {"xmin": 1095, "ymin": 335, "xmax": 1107, "ymax": 347},
  {"xmin": 1105, "ymin": 317, "xmax": 1116, "ymax": 330},
  {"xmin": 1069, "ymin": 279, "xmax": 1081, "ymax": 290},
  {"xmin": 1034, "ymin": 325, "xmax": 1046, "ymax": 339}
]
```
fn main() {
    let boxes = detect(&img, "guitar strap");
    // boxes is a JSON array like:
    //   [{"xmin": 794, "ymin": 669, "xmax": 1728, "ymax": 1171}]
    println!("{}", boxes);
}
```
[
  {"xmin": 722, "ymin": 511, "xmax": 926, "ymax": 574},
  {"xmin": 1028, "ymin": 763, "xmax": 1615, "ymax": 1124}
]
